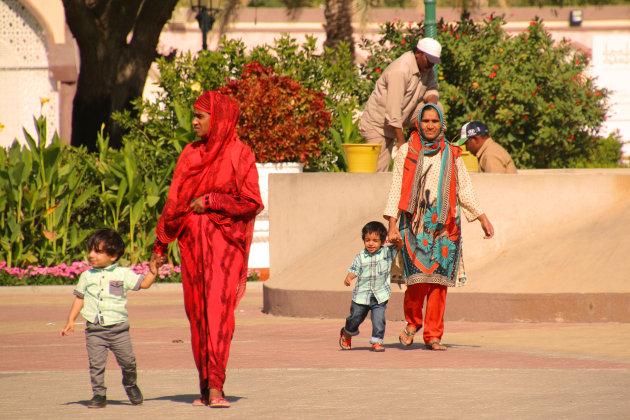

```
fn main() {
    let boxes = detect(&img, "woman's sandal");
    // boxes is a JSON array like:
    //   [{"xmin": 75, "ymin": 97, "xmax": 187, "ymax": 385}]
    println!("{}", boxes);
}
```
[
  {"xmin": 399, "ymin": 328, "xmax": 416, "ymax": 347},
  {"xmin": 425, "ymin": 340, "xmax": 447, "ymax": 351},
  {"xmin": 209, "ymin": 397, "xmax": 230, "ymax": 408},
  {"xmin": 192, "ymin": 395, "xmax": 209, "ymax": 406}
]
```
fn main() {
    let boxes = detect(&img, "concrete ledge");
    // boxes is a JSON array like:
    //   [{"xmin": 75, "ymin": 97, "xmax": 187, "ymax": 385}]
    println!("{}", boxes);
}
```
[{"xmin": 263, "ymin": 285, "xmax": 630, "ymax": 322}]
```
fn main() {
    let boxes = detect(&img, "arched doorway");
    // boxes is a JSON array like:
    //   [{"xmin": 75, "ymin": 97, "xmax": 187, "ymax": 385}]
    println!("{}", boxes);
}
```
[{"xmin": 0, "ymin": 0, "xmax": 59, "ymax": 147}]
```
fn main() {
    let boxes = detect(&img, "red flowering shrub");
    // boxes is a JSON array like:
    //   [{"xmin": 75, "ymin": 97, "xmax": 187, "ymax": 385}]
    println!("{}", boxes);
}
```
[{"xmin": 218, "ymin": 62, "xmax": 331, "ymax": 165}]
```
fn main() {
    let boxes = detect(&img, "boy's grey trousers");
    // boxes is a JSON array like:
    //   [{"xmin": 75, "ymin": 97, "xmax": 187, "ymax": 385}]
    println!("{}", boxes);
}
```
[{"xmin": 85, "ymin": 321, "xmax": 137, "ymax": 397}]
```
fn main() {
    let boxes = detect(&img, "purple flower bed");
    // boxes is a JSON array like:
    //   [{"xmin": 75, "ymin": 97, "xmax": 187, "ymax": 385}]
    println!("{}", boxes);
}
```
[
  {"xmin": 0, "ymin": 261, "xmax": 261, "ymax": 285},
  {"xmin": 0, "ymin": 261, "xmax": 181, "ymax": 285}
]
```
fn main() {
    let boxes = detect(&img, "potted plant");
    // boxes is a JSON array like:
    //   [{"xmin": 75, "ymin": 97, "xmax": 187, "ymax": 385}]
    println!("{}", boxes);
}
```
[
  {"xmin": 331, "ymin": 111, "xmax": 381, "ymax": 173},
  {"xmin": 218, "ymin": 62, "xmax": 332, "ymax": 267}
]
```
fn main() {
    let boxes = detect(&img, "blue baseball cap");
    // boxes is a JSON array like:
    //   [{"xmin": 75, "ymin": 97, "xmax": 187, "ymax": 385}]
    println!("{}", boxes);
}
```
[{"xmin": 454, "ymin": 121, "xmax": 488, "ymax": 145}]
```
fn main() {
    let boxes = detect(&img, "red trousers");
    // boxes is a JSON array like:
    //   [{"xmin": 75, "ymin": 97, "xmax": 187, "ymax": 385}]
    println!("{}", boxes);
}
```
[{"xmin": 403, "ymin": 283, "xmax": 447, "ymax": 344}]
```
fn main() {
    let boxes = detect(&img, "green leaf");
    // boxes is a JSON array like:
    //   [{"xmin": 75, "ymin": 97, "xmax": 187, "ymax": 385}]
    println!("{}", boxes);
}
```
[
  {"xmin": 74, "ymin": 186, "xmax": 99, "ymax": 208},
  {"xmin": 130, "ymin": 198, "xmax": 144, "ymax": 227}
]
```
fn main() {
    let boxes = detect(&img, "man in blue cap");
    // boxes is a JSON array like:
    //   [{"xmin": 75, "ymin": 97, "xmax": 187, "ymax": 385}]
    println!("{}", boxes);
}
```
[{"xmin": 459, "ymin": 121, "xmax": 517, "ymax": 173}]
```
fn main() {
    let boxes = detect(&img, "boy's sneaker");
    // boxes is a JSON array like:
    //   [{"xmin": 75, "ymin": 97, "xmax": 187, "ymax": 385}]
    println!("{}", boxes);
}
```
[
  {"xmin": 126, "ymin": 385, "xmax": 143, "ymax": 405},
  {"xmin": 371, "ymin": 342, "xmax": 385, "ymax": 352},
  {"xmin": 339, "ymin": 327, "xmax": 351, "ymax": 350},
  {"xmin": 87, "ymin": 395, "xmax": 107, "ymax": 408}
]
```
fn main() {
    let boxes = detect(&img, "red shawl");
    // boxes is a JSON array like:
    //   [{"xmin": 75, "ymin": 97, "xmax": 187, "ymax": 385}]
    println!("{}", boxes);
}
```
[{"xmin": 156, "ymin": 91, "xmax": 263, "ymax": 303}]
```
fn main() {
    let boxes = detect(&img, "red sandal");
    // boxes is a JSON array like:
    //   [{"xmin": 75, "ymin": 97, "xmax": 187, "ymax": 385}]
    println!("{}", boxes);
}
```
[
  {"xmin": 339, "ymin": 327, "xmax": 351, "ymax": 350},
  {"xmin": 371, "ymin": 342, "xmax": 385, "ymax": 352}
]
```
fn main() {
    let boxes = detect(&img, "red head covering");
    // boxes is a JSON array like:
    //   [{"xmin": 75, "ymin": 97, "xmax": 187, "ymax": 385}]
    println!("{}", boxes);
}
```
[
  {"xmin": 156, "ymin": 91, "xmax": 262, "ymax": 241},
  {"xmin": 194, "ymin": 90, "xmax": 213, "ymax": 114},
  {"xmin": 156, "ymin": 91, "xmax": 262, "ymax": 303}
]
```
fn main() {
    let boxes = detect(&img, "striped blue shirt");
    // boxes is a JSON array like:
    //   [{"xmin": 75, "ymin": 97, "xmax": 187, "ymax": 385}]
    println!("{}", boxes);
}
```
[{"xmin": 349, "ymin": 245, "xmax": 398, "ymax": 305}]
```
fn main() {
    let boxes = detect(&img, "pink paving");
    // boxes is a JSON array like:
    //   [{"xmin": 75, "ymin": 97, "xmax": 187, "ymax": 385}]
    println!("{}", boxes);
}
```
[{"xmin": 1, "ymin": 284, "xmax": 629, "ymax": 373}]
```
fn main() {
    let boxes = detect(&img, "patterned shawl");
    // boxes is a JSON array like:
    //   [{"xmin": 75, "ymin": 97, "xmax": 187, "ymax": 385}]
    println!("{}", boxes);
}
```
[{"xmin": 398, "ymin": 103, "xmax": 461, "ymax": 231}]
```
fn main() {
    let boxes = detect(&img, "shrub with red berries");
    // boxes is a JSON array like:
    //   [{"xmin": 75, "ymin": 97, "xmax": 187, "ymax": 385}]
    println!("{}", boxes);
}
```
[{"xmin": 358, "ymin": 14, "xmax": 615, "ymax": 168}]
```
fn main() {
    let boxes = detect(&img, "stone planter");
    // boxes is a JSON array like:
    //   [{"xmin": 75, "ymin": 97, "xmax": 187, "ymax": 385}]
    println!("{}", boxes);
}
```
[{"xmin": 248, "ymin": 162, "xmax": 304, "ymax": 268}]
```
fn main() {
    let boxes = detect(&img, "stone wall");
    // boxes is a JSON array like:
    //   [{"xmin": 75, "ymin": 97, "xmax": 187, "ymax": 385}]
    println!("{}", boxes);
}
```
[{"xmin": 264, "ymin": 170, "xmax": 630, "ymax": 321}]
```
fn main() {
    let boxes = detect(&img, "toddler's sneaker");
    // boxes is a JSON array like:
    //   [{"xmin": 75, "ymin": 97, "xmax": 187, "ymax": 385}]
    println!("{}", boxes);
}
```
[
  {"xmin": 126, "ymin": 385, "xmax": 143, "ymax": 405},
  {"xmin": 371, "ymin": 342, "xmax": 385, "ymax": 352},
  {"xmin": 339, "ymin": 327, "xmax": 351, "ymax": 350},
  {"xmin": 87, "ymin": 394, "xmax": 107, "ymax": 408}
]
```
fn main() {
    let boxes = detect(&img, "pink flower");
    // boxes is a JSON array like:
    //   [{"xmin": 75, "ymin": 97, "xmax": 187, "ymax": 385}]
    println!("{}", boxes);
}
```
[
  {"xmin": 490, "ymin": 72, "xmax": 496, "ymax": 78},
  {"xmin": 401, "ymin": 40, "xmax": 407, "ymax": 45}
]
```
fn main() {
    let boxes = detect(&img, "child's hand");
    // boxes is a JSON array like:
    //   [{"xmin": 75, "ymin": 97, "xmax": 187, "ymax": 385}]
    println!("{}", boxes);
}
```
[
  {"xmin": 59, "ymin": 322, "xmax": 74, "ymax": 337},
  {"xmin": 344, "ymin": 273, "xmax": 356, "ymax": 287}
]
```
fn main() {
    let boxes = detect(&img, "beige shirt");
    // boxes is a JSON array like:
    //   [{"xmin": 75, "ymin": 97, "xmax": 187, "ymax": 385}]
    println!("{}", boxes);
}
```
[
  {"xmin": 360, "ymin": 51, "xmax": 439, "ymax": 138},
  {"xmin": 476, "ymin": 138, "xmax": 517, "ymax": 174},
  {"xmin": 384, "ymin": 143, "xmax": 483, "ymax": 223}
]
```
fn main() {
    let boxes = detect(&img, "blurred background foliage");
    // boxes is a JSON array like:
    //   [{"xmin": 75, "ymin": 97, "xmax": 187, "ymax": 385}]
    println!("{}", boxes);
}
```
[{"xmin": 0, "ymin": 13, "xmax": 624, "ymax": 270}]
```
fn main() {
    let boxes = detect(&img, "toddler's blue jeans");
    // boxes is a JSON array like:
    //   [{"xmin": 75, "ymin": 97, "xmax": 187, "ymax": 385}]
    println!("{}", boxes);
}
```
[{"xmin": 344, "ymin": 296, "xmax": 388, "ymax": 344}]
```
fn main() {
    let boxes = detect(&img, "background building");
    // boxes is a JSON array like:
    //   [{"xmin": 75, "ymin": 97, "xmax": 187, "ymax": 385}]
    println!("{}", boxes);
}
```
[{"xmin": 1, "ymin": 2, "xmax": 628, "ymax": 152}]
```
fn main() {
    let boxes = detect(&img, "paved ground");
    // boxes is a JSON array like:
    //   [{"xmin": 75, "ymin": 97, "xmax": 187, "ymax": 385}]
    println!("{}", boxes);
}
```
[{"xmin": 1, "ymin": 282, "xmax": 630, "ymax": 419}]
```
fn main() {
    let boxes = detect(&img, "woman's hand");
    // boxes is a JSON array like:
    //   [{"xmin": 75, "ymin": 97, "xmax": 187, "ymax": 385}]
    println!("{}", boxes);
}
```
[
  {"xmin": 190, "ymin": 197, "xmax": 205, "ymax": 214},
  {"xmin": 477, "ymin": 214, "xmax": 494, "ymax": 239},
  {"xmin": 387, "ymin": 217, "xmax": 402, "ymax": 245}
]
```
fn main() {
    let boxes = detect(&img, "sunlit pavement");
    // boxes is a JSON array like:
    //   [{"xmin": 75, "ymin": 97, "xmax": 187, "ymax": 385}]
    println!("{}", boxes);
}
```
[{"xmin": 1, "ymin": 282, "xmax": 629, "ymax": 419}]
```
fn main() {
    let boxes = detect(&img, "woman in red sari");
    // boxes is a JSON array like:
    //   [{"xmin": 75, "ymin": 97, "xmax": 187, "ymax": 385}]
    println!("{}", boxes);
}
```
[{"xmin": 152, "ymin": 91, "xmax": 263, "ymax": 408}]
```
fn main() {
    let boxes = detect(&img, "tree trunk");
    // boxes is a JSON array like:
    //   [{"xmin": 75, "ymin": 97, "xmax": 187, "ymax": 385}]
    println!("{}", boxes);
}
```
[
  {"xmin": 323, "ymin": 0, "xmax": 355, "ymax": 59},
  {"xmin": 62, "ymin": 0, "xmax": 178, "ymax": 151}
]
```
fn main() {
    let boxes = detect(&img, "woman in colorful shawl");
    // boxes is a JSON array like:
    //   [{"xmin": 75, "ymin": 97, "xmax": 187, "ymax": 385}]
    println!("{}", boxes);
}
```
[
  {"xmin": 384, "ymin": 103, "xmax": 493, "ymax": 350},
  {"xmin": 152, "ymin": 91, "xmax": 263, "ymax": 407}
]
